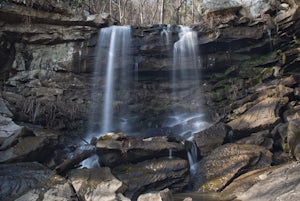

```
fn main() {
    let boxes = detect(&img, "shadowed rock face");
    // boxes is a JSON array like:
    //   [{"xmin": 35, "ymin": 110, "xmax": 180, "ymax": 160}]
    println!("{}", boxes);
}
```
[
  {"xmin": 112, "ymin": 158, "xmax": 189, "ymax": 200},
  {"xmin": 193, "ymin": 122, "xmax": 229, "ymax": 157},
  {"xmin": 0, "ymin": 162, "xmax": 79, "ymax": 201}
]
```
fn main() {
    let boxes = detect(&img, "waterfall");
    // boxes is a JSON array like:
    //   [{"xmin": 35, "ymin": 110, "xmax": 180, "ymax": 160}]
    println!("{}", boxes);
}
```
[
  {"xmin": 163, "ymin": 26, "xmax": 209, "ymax": 139},
  {"xmin": 267, "ymin": 29, "xmax": 273, "ymax": 51},
  {"xmin": 161, "ymin": 24, "xmax": 172, "ymax": 47},
  {"xmin": 172, "ymin": 26, "xmax": 199, "ymax": 91},
  {"xmin": 88, "ymin": 26, "xmax": 132, "ymax": 139}
]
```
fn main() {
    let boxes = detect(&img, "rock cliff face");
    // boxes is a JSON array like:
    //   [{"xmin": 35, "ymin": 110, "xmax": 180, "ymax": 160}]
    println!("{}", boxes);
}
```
[{"xmin": 1, "ymin": 0, "xmax": 294, "ymax": 133}]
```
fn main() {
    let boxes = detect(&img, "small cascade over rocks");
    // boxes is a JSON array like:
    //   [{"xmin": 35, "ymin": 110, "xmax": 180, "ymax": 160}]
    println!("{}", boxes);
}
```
[
  {"xmin": 161, "ymin": 24, "xmax": 172, "ymax": 47},
  {"xmin": 164, "ymin": 26, "xmax": 210, "ymax": 140}
]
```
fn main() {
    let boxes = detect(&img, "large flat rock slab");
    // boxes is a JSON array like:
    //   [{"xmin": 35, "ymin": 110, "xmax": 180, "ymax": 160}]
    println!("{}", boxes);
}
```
[
  {"xmin": 95, "ymin": 135, "xmax": 186, "ymax": 167},
  {"xmin": 192, "ymin": 143, "xmax": 272, "ymax": 193},
  {"xmin": 228, "ymin": 97, "xmax": 282, "ymax": 135},
  {"xmin": 113, "ymin": 158, "xmax": 189, "ymax": 200},
  {"xmin": 231, "ymin": 162, "xmax": 300, "ymax": 201}
]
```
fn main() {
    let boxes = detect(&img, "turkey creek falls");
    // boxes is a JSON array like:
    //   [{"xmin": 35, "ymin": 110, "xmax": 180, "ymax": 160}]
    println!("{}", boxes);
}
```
[{"xmin": 2, "ymin": 0, "xmax": 300, "ymax": 201}]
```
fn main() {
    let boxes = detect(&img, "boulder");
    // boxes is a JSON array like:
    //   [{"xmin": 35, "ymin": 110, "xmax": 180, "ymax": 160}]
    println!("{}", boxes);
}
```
[
  {"xmin": 0, "ymin": 115, "xmax": 24, "ymax": 149},
  {"xmin": 231, "ymin": 162, "xmax": 300, "ymax": 201},
  {"xmin": 15, "ymin": 181, "xmax": 77, "ymax": 201},
  {"xmin": 68, "ymin": 167, "xmax": 128, "ymax": 201},
  {"xmin": 235, "ymin": 130, "xmax": 273, "ymax": 150},
  {"xmin": 0, "ymin": 162, "xmax": 79, "ymax": 201},
  {"xmin": 193, "ymin": 122, "xmax": 229, "ymax": 157},
  {"xmin": 137, "ymin": 188, "xmax": 173, "ymax": 201},
  {"xmin": 95, "ymin": 135, "xmax": 186, "ymax": 167},
  {"xmin": 287, "ymin": 113, "xmax": 300, "ymax": 160},
  {"xmin": 192, "ymin": 143, "xmax": 272, "ymax": 192},
  {"xmin": 0, "ymin": 127, "xmax": 59, "ymax": 163},
  {"xmin": 228, "ymin": 97, "xmax": 284, "ymax": 137},
  {"xmin": 0, "ymin": 98, "xmax": 13, "ymax": 117},
  {"xmin": 200, "ymin": 0, "xmax": 277, "ymax": 18},
  {"xmin": 112, "ymin": 158, "xmax": 189, "ymax": 200}
]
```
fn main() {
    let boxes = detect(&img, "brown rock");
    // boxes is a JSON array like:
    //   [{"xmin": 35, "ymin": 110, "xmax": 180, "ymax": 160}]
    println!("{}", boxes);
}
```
[
  {"xmin": 68, "ymin": 167, "xmax": 127, "ymax": 201},
  {"xmin": 235, "ymin": 130, "xmax": 273, "ymax": 150},
  {"xmin": 228, "ymin": 97, "xmax": 283, "ymax": 135},
  {"xmin": 137, "ymin": 188, "xmax": 173, "ymax": 201},
  {"xmin": 233, "ymin": 162, "xmax": 300, "ymax": 201},
  {"xmin": 192, "ymin": 143, "xmax": 272, "ymax": 192}
]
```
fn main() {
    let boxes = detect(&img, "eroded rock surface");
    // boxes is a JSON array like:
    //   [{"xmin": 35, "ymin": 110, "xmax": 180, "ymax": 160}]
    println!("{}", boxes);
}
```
[
  {"xmin": 229, "ymin": 162, "xmax": 300, "ymax": 201},
  {"xmin": 192, "ymin": 143, "xmax": 272, "ymax": 192},
  {"xmin": 228, "ymin": 97, "xmax": 282, "ymax": 134}
]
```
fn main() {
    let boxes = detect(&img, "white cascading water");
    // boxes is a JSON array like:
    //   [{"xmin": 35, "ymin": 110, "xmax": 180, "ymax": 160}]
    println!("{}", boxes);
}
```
[
  {"xmin": 88, "ymin": 26, "xmax": 132, "ymax": 139},
  {"xmin": 102, "ymin": 26, "xmax": 131, "ymax": 134},
  {"xmin": 161, "ymin": 24, "xmax": 172, "ymax": 47},
  {"xmin": 83, "ymin": 26, "xmax": 131, "ymax": 168},
  {"xmin": 167, "ymin": 26, "xmax": 209, "ymax": 139},
  {"xmin": 169, "ymin": 26, "xmax": 210, "ymax": 168}
]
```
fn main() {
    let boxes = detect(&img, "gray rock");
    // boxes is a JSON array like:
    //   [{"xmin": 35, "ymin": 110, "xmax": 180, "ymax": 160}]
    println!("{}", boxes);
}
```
[
  {"xmin": 287, "ymin": 113, "xmax": 300, "ymax": 160},
  {"xmin": 68, "ymin": 167, "xmax": 128, "ymax": 201},
  {"xmin": 0, "ymin": 127, "xmax": 59, "ymax": 163},
  {"xmin": 193, "ymin": 122, "xmax": 228, "ymax": 157},
  {"xmin": 200, "ymin": 0, "xmax": 277, "ymax": 18},
  {"xmin": 113, "ymin": 158, "xmax": 189, "ymax": 200},
  {"xmin": 137, "ymin": 188, "xmax": 173, "ymax": 201},
  {"xmin": 1, "ymin": 161, "xmax": 78, "ymax": 201},
  {"xmin": 15, "ymin": 179, "xmax": 77, "ymax": 201},
  {"xmin": 0, "ymin": 115, "xmax": 24, "ymax": 150},
  {"xmin": 192, "ymin": 143, "xmax": 272, "ymax": 192},
  {"xmin": 0, "ymin": 99, "xmax": 13, "ymax": 117},
  {"xmin": 235, "ymin": 130, "xmax": 273, "ymax": 150}
]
